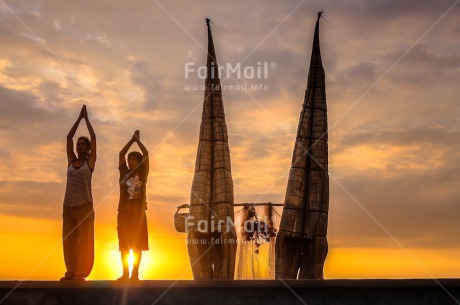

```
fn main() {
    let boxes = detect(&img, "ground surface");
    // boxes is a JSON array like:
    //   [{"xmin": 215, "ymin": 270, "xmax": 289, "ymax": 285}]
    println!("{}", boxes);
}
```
[{"xmin": 1, "ymin": 279, "xmax": 460, "ymax": 305}]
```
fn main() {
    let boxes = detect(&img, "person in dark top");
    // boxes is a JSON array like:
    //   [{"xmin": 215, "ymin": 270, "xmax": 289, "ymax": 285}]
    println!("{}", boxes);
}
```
[{"xmin": 117, "ymin": 130, "xmax": 149, "ymax": 281}]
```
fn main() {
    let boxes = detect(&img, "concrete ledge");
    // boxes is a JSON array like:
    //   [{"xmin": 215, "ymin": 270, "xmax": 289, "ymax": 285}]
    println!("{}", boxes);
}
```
[{"xmin": 1, "ymin": 279, "xmax": 460, "ymax": 305}]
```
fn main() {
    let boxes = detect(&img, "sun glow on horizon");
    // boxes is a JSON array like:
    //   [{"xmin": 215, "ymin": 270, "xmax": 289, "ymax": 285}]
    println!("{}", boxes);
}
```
[{"xmin": 1, "ymin": 213, "xmax": 460, "ymax": 280}]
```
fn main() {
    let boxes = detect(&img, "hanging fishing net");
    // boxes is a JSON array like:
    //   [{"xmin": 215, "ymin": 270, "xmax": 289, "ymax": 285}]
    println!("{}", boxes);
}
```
[{"xmin": 234, "ymin": 204, "xmax": 281, "ymax": 279}]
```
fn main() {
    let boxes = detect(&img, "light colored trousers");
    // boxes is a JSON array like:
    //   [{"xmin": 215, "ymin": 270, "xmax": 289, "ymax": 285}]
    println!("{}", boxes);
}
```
[{"xmin": 62, "ymin": 203, "xmax": 95, "ymax": 279}]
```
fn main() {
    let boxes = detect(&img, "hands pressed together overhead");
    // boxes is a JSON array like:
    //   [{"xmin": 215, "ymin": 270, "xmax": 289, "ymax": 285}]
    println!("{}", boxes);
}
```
[{"xmin": 132, "ymin": 130, "xmax": 140, "ymax": 143}]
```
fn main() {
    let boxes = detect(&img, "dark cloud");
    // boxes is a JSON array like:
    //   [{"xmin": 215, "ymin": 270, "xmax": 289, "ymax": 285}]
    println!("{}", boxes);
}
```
[
  {"xmin": 384, "ymin": 44, "xmax": 460, "ymax": 89},
  {"xmin": 328, "ymin": 164, "xmax": 460, "ymax": 249},
  {"xmin": 0, "ymin": 85, "xmax": 90, "ymax": 148},
  {"xmin": 129, "ymin": 61, "xmax": 165, "ymax": 111},
  {"xmin": 334, "ymin": 126, "xmax": 460, "ymax": 152},
  {"xmin": 0, "ymin": 180, "xmax": 63, "ymax": 219},
  {"xmin": 0, "ymin": 85, "xmax": 46, "ymax": 121}
]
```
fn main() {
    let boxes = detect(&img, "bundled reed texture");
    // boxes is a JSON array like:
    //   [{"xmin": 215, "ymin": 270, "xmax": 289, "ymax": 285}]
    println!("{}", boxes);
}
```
[
  {"xmin": 186, "ymin": 18, "xmax": 237, "ymax": 280},
  {"xmin": 275, "ymin": 12, "xmax": 329, "ymax": 280}
]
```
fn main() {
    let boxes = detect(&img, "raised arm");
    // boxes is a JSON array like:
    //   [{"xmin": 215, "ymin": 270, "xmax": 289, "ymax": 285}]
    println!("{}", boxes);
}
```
[
  {"xmin": 119, "ymin": 136, "xmax": 135, "ymax": 167},
  {"xmin": 66, "ymin": 106, "xmax": 85, "ymax": 165},
  {"xmin": 134, "ymin": 130, "xmax": 149, "ymax": 176},
  {"xmin": 82, "ymin": 106, "xmax": 97, "ymax": 170}
]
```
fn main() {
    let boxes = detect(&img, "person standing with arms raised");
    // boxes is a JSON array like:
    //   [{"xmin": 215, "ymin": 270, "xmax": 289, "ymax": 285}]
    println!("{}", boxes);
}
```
[
  {"xmin": 117, "ymin": 130, "xmax": 149, "ymax": 281},
  {"xmin": 61, "ymin": 105, "xmax": 97, "ymax": 281}
]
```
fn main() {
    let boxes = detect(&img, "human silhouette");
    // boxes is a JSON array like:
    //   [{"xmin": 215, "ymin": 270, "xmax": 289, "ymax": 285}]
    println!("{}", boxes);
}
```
[
  {"xmin": 117, "ymin": 130, "xmax": 149, "ymax": 281},
  {"xmin": 61, "ymin": 105, "xmax": 97, "ymax": 281}
]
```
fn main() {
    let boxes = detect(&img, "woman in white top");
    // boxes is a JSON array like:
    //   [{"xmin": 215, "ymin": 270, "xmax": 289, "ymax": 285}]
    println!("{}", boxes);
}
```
[{"xmin": 61, "ymin": 105, "xmax": 97, "ymax": 281}]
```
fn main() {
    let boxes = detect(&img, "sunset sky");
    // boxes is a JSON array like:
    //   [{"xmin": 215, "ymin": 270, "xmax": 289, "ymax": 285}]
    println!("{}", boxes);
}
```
[{"xmin": 0, "ymin": 0, "xmax": 460, "ymax": 280}]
